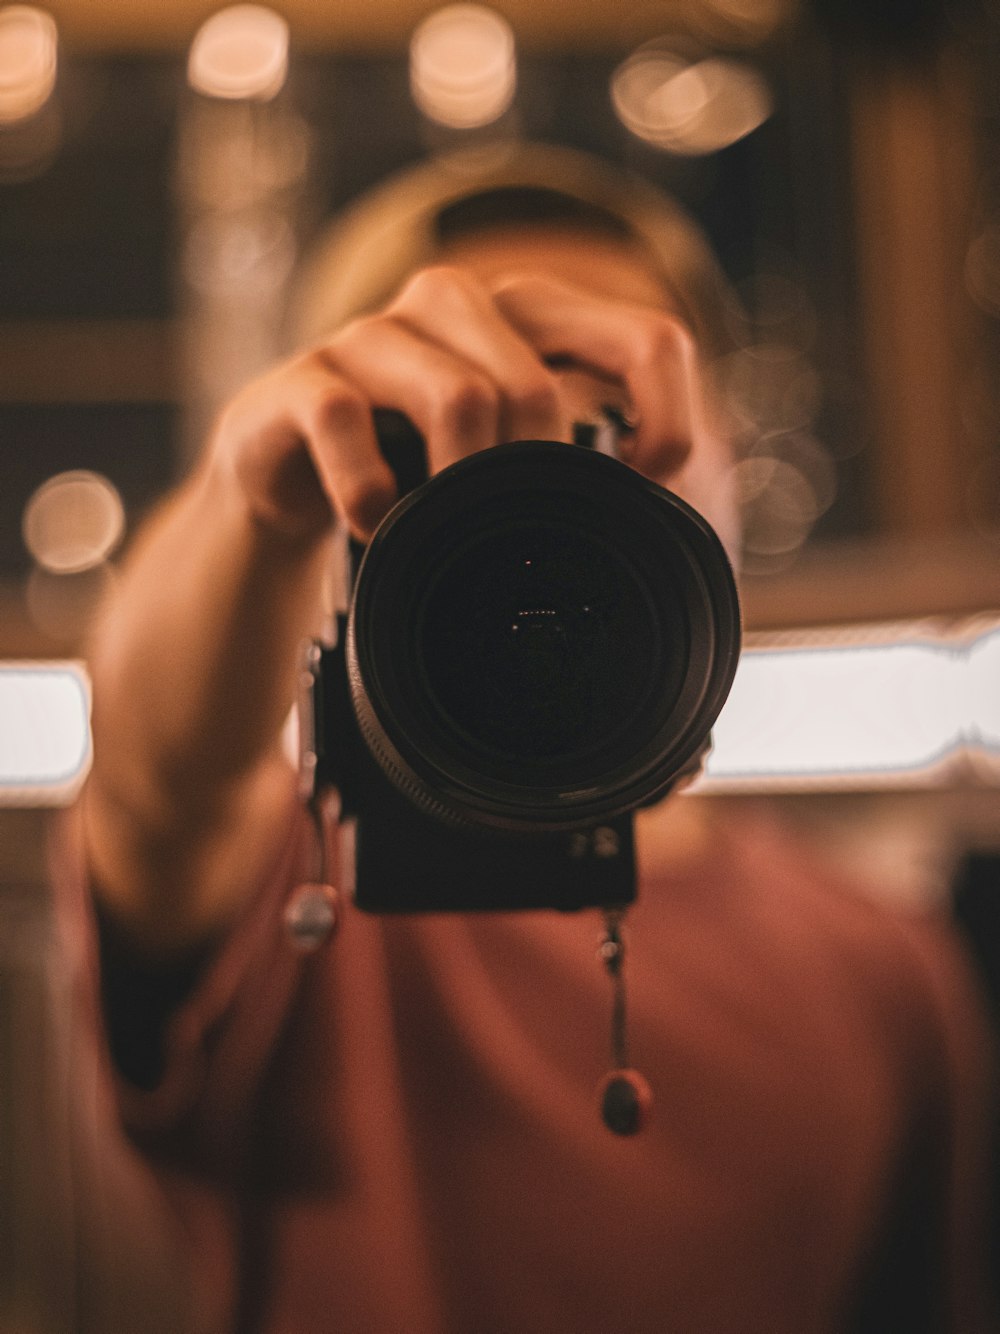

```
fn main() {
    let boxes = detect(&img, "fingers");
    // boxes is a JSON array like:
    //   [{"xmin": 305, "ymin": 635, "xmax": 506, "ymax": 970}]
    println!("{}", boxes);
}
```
[
  {"xmin": 490, "ymin": 273, "xmax": 704, "ymax": 479},
  {"xmin": 321, "ymin": 311, "xmax": 503, "ymax": 474},
  {"xmin": 385, "ymin": 266, "xmax": 571, "ymax": 447},
  {"xmin": 287, "ymin": 361, "xmax": 400, "ymax": 538},
  {"xmin": 315, "ymin": 264, "xmax": 576, "ymax": 501},
  {"xmin": 221, "ymin": 357, "xmax": 397, "ymax": 542},
  {"xmin": 215, "ymin": 264, "xmax": 708, "ymax": 545}
]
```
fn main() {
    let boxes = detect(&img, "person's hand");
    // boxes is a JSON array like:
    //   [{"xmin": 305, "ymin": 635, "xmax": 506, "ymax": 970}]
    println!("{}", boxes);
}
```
[{"xmin": 208, "ymin": 264, "xmax": 709, "ymax": 543}]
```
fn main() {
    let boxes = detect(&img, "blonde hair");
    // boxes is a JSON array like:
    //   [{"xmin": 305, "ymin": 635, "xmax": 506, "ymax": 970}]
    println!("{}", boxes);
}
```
[{"xmin": 288, "ymin": 141, "xmax": 736, "ymax": 359}]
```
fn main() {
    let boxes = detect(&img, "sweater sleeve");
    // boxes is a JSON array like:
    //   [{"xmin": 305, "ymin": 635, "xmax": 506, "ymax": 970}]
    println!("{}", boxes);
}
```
[{"xmin": 48, "ymin": 785, "xmax": 321, "ymax": 1152}]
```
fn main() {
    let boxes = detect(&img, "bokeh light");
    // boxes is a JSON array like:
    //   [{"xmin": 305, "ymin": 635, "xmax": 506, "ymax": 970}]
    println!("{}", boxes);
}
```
[
  {"xmin": 734, "ymin": 454, "xmax": 820, "ymax": 563},
  {"xmin": 611, "ymin": 46, "xmax": 771, "ymax": 155},
  {"xmin": 183, "ymin": 209, "xmax": 297, "ymax": 299},
  {"xmin": 0, "ymin": 5, "xmax": 57, "ymax": 124},
  {"xmin": 410, "ymin": 5, "xmax": 516, "ymax": 130},
  {"xmin": 188, "ymin": 5, "xmax": 289, "ymax": 102},
  {"xmin": 722, "ymin": 344, "xmax": 824, "ymax": 436},
  {"xmin": 753, "ymin": 431, "xmax": 837, "ymax": 515},
  {"xmin": 22, "ymin": 470, "xmax": 125, "ymax": 574}
]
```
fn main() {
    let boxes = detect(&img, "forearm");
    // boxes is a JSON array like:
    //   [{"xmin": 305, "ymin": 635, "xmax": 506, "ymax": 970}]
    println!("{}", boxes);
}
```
[{"xmin": 84, "ymin": 455, "xmax": 333, "ymax": 942}]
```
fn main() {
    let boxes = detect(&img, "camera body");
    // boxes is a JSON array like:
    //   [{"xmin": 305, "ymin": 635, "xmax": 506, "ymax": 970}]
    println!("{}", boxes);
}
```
[
  {"xmin": 306, "ymin": 644, "xmax": 638, "ymax": 912},
  {"xmin": 302, "ymin": 411, "xmax": 740, "ymax": 914}
]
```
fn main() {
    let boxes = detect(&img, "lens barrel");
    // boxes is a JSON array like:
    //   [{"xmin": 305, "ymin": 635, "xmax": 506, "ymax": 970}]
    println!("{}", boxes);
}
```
[{"xmin": 347, "ymin": 441, "xmax": 740, "ymax": 832}]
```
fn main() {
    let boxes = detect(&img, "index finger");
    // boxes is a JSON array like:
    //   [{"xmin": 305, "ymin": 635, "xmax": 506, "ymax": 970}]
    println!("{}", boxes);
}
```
[{"xmin": 490, "ymin": 274, "xmax": 705, "ymax": 479}]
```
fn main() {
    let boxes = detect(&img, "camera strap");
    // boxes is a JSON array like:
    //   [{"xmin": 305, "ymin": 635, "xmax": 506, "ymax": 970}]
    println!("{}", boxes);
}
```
[
  {"xmin": 577, "ymin": 409, "xmax": 652, "ymax": 1133},
  {"xmin": 596, "ymin": 906, "xmax": 653, "ymax": 1135}
]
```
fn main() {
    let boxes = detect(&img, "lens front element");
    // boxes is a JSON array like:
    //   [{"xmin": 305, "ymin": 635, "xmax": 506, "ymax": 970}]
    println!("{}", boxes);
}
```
[
  {"xmin": 417, "ymin": 515, "xmax": 684, "ymax": 780},
  {"xmin": 348, "ymin": 441, "xmax": 739, "ymax": 831}
]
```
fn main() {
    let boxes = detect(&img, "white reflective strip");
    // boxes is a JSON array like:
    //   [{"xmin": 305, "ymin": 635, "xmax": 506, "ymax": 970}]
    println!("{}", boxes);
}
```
[
  {"xmin": 704, "ymin": 624, "xmax": 1000, "ymax": 790},
  {"xmin": 0, "ymin": 663, "xmax": 91, "ymax": 806},
  {"xmin": 969, "ymin": 629, "xmax": 1000, "ymax": 749},
  {"xmin": 2, "ymin": 624, "xmax": 997, "ymax": 807}
]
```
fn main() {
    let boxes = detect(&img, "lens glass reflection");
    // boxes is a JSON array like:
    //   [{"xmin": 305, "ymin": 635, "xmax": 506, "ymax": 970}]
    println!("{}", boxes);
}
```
[{"xmin": 415, "ymin": 514, "xmax": 687, "ymax": 776}]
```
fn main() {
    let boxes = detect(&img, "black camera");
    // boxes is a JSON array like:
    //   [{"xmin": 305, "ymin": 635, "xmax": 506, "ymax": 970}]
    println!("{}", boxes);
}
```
[{"xmin": 303, "ymin": 411, "xmax": 740, "ymax": 914}]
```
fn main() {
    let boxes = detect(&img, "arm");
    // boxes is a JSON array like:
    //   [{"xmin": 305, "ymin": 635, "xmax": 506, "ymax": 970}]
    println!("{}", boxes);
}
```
[
  {"xmin": 83, "ymin": 264, "xmax": 713, "ymax": 953},
  {"xmin": 83, "ymin": 456, "xmax": 337, "ymax": 951}
]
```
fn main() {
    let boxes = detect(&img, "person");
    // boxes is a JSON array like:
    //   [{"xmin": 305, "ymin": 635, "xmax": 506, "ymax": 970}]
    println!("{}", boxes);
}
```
[{"xmin": 54, "ymin": 143, "xmax": 996, "ymax": 1333}]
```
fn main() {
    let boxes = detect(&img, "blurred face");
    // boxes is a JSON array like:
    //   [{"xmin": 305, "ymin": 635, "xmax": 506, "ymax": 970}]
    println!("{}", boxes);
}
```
[{"xmin": 439, "ymin": 223, "xmax": 740, "ymax": 562}]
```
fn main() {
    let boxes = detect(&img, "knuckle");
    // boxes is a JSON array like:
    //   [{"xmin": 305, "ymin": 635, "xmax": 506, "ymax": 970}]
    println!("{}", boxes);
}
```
[
  {"xmin": 338, "ymin": 470, "xmax": 392, "ymax": 528},
  {"xmin": 490, "ymin": 270, "xmax": 548, "ymax": 298},
  {"xmin": 634, "ymin": 311, "xmax": 697, "ymax": 368},
  {"xmin": 395, "ymin": 264, "xmax": 479, "ymax": 311},
  {"xmin": 327, "ymin": 313, "xmax": 382, "ymax": 352},
  {"xmin": 509, "ymin": 369, "xmax": 561, "ymax": 422},
  {"xmin": 337, "ymin": 470, "xmax": 379, "ymax": 513},
  {"xmin": 432, "ymin": 372, "xmax": 499, "ymax": 438},
  {"xmin": 309, "ymin": 383, "xmax": 368, "ymax": 438},
  {"xmin": 212, "ymin": 394, "xmax": 242, "ymax": 447}
]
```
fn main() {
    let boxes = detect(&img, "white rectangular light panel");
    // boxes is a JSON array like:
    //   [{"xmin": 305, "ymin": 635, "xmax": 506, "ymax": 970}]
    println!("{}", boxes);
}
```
[
  {"xmin": 702, "ymin": 618, "xmax": 1000, "ymax": 791},
  {"xmin": 1, "ymin": 621, "xmax": 997, "ymax": 806},
  {"xmin": 0, "ymin": 663, "xmax": 91, "ymax": 806}
]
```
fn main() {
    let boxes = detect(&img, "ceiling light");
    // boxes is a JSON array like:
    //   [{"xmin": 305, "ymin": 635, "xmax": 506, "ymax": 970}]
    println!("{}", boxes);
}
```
[
  {"xmin": 188, "ymin": 5, "xmax": 289, "ymax": 102},
  {"xmin": 410, "ymin": 5, "xmax": 516, "ymax": 130},
  {"xmin": 612, "ymin": 47, "xmax": 771, "ymax": 155},
  {"xmin": 22, "ymin": 470, "xmax": 125, "ymax": 574},
  {"xmin": 0, "ymin": 5, "xmax": 57, "ymax": 124}
]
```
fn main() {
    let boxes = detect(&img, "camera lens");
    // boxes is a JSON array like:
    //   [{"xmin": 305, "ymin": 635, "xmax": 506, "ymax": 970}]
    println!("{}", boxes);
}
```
[
  {"xmin": 417, "ymin": 517, "xmax": 683, "ymax": 772},
  {"xmin": 348, "ymin": 441, "xmax": 739, "ymax": 831}
]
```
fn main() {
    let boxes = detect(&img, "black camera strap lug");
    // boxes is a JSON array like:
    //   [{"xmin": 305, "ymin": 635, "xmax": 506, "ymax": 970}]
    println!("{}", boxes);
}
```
[{"xmin": 299, "ymin": 619, "xmax": 361, "ymax": 816}]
